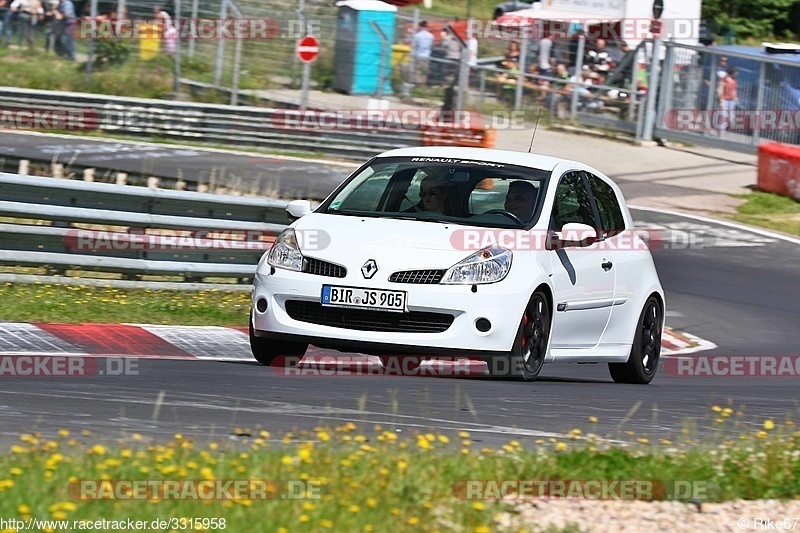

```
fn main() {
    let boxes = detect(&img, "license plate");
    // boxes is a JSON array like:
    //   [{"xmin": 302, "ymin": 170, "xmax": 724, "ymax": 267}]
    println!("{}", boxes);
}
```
[{"xmin": 321, "ymin": 285, "xmax": 407, "ymax": 312}]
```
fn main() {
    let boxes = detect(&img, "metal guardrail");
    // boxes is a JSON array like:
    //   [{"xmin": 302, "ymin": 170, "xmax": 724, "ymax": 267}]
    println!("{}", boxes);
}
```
[
  {"xmin": 0, "ymin": 87, "xmax": 493, "ymax": 161},
  {"xmin": 0, "ymin": 172, "xmax": 291, "ymax": 283},
  {"xmin": 0, "ymin": 87, "xmax": 418, "ymax": 160}
]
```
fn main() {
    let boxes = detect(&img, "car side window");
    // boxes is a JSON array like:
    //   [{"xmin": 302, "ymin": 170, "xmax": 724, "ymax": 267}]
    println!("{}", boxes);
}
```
[
  {"xmin": 587, "ymin": 173, "xmax": 626, "ymax": 238},
  {"xmin": 551, "ymin": 171, "xmax": 598, "ymax": 231}
]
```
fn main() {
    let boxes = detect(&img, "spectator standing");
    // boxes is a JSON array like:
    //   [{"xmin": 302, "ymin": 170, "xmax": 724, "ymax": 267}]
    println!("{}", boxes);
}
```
[
  {"xmin": 5, "ymin": 0, "xmax": 19, "ymax": 45},
  {"xmin": 467, "ymin": 33, "xmax": 477, "ymax": 68},
  {"xmin": 441, "ymin": 27, "xmax": 461, "ymax": 85},
  {"xmin": 0, "ymin": 0, "xmax": 14, "ymax": 47},
  {"xmin": 585, "ymin": 38, "xmax": 610, "ymax": 73},
  {"xmin": 54, "ymin": 0, "xmax": 74, "ymax": 60},
  {"xmin": 428, "ymin": 29, "xmax": 448, "ymax": 86},
  {"xmin": 0, "ymin": 0, "xmax": 9, "ymax": 45},
  {"xmin": 617, "ymin": 41, "xmax": 634, "ymax": 87},
  {"xmin": 716, "ymin": 56, "xmax": 728, "ymax": 81},
  {"xmin": 538, "ymin": 30, "xmax": 553, "ymax": 78},
  {"xmin": 42, "ymin": 0, "xmax": 56, "ymax": 52},
  {"xmin": 153, "ymin": 5, "xmax": 175, "ymax": 56},
  {"xmin": 10, "ymin": 0, "xmax": 42, "ymax": 49},
  {"xmin": 717, "ymin": 66, "xmax": 738, "ymax": 138},
  {"xmin": 411, "ymin": 20, "xmax": 434, "ymax": 85}
]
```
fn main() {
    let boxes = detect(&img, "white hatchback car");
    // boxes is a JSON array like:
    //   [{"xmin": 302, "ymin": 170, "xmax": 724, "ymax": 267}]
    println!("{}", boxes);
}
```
[{"xmin": 251, "ymin": 147, "xmax": 664, "ymax": 383}]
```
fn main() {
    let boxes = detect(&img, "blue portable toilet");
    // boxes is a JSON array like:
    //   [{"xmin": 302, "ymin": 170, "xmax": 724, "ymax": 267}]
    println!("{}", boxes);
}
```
[{"xmin": 333, "ymin": 0, "xmax": 397, "ymax": 95}]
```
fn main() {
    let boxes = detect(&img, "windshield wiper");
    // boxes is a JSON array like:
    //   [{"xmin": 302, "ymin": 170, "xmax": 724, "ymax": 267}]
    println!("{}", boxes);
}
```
[
  {"xmin": 326, "ymin": 210, "xmax": 383, "ymax": 218},
  {"xmin": 327, "ymin": 210, "xmax": 472, "ymax": 225}
]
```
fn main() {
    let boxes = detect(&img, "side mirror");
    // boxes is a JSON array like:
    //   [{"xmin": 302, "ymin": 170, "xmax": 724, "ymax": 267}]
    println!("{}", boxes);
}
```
[
  {"xmin": 548, "ymin": 222, "xmax": 598, "ymax": 249},
  {"xmin": 286, "ymin": 200, "xmax": 312, "ymax": 221}
]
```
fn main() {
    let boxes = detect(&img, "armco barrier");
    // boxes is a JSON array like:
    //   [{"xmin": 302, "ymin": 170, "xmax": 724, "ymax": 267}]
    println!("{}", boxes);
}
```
[
  {"xmin": 757, "ymin": 143, "xmax": 800, "ymax": 201},
  {"xmin": 0, "ymin": 87, "xmax": 494, "ymax": 160},
  {"xmin": 0, "ymin": 172, "xmax": 291, "ymax": 283}
]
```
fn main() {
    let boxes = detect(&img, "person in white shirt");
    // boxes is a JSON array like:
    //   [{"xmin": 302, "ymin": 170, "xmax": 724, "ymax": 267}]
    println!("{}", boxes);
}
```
[
  {"xmin": 10, "ymin": 0, "xmax": 42, "ymax": 48},
  {"xmin": 538, "ymin": 31, "xmax": 553, "ymax": 78},
  {"xmin": 411, "ymin": 21, "xmax": 434, "ymax": 85}
]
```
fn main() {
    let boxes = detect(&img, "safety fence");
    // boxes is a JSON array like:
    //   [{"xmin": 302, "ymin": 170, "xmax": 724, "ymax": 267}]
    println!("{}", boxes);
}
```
[
  {"xmin": 654, "ymin": 42, "xmax": 800, "ymax": 154},
  {"xmin": 4, "ymin": 0, "xmax": 797, "ymax": 154}
]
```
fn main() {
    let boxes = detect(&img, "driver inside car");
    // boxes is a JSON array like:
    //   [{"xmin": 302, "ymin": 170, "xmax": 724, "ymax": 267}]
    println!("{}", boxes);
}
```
[{"xmin": 504, "ymin": 180, "xmax": 538, "ymax": 222}]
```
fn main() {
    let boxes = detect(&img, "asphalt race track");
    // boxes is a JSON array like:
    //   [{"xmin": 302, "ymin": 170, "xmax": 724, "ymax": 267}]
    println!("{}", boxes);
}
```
[{"xmin": 1, "ymin": 134, "xmax": 799, "ymax": 447}]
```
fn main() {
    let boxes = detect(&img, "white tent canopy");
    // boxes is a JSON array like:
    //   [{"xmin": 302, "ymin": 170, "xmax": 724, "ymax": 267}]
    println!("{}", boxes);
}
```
[{"xmin": 495, "ymin": 7, "xmax": 623, "ymax": 28}]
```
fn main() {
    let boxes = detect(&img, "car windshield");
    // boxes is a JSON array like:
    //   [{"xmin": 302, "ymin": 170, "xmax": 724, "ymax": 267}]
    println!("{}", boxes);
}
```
[{"xmin": 321, "ymin": 156, "xmax": 550, "ymax": 228}]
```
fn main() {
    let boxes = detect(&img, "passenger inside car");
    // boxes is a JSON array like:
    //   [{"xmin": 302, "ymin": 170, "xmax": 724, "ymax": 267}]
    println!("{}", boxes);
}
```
[{"xmin": 413, "ymin": 175, "xmax": 464, "ymax": 216}]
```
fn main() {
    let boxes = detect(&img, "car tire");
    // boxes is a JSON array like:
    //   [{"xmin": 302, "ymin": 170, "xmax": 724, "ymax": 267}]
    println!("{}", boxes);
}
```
[
  {"xmin": 609, "ymin": 296, "xmax": 662, "ymax": 384},
  {"xmin": 490, "ymin": 291, "xmax": 550, "ymax": 382},
  {"xmin": 249, "ymin": 311, "xmax": 308, "ymax": 366},
  {"xmin": 379, "ymin": 356, "xmax": 422, "ymax": 375}
]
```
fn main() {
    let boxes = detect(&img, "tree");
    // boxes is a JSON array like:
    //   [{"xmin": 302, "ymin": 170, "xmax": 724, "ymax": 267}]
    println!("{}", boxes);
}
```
[{"xmin": 702, "ymin": 0, "xmax": 800, "ymax": 40}]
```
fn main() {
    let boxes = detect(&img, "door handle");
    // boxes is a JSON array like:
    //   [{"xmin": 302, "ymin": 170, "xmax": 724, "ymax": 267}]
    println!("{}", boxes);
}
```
[{"xmin": 601, "ymin": 260, "xmax": 613, "ymax": 271}]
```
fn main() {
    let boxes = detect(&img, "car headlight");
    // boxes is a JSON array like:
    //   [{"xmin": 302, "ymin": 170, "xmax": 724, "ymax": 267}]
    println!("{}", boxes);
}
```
[
  {"xmin": 441, "ymin": 246, "xmax": 512, "ymax": 284},
  {"xmin": 267, "ymin": 228, "xmax": 304, "ymax": 272}
]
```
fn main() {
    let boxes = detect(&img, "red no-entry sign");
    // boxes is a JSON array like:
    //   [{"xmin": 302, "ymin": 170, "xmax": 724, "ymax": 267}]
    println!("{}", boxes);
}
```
[{"xmin": 297, "ymin": 36, "xmax": 320, "ymax": 63}]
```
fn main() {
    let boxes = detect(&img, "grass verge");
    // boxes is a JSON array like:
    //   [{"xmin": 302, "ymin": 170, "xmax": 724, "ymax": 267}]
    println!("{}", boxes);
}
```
[
  {"xmin": 728, "ymin": 191, "xmax": 800, "ymax": 237},
  {"xmin": 416, "ymin": 0, "xmax": 497, "ymax": 19},
  {"xmin": 0, "ymin": 46, "xmax": 175, "ymax": 99},
  {"xmin": 0, "ymin": 282, "xmax": 249, "ymax": 326},
  {"xmin": 0, "ymin": 418, "xmax": 798, "ymax": 532}
]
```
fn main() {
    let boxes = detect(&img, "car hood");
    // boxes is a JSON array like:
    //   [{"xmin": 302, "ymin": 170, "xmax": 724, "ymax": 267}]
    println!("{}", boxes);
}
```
[{"xmin": 293, "ymin": 212, "xmax": 524, "ymax": 267}]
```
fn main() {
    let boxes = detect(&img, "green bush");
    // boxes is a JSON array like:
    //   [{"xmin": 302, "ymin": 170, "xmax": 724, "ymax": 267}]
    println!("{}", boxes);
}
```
[{"xmin": 92, "ymin": 39, "xmax": 131, "ymax": 69}]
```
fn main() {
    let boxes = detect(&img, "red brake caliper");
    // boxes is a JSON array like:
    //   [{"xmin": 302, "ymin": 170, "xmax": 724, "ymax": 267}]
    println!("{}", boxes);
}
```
[{"xmin": 521, "ymin": 315, "xmax": 529, "ymax": 347}]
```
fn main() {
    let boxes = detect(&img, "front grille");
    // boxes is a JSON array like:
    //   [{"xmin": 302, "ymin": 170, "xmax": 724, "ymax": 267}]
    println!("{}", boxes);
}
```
[
  {"xmin": 389, "ymin": 269, "xmax": 446, "ymax": 284},
  {"xmin": 303, "ymin": 257, "xmax": 346, "ymax": 278},
  {"xmin": 285, "ymin": 300, "xmax": 454, "ymax": 333}
]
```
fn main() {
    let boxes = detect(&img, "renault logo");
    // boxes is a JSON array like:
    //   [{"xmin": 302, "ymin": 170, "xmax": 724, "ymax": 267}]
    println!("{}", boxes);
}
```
[{"xmin": 361, "ymin": 259, "xmax": 378, "ymax": 279}]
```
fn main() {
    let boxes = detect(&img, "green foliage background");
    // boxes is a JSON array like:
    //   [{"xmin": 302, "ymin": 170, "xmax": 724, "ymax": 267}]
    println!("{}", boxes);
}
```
[{"xmin": 702, "ymin": 0, "xmax": 800, "ymax": 41}]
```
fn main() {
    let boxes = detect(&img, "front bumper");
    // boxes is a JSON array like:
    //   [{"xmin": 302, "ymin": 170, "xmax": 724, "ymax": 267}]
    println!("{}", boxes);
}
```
[{"xmin": 251, "ymin": 268, "xmax": 530, "ymax": 355}]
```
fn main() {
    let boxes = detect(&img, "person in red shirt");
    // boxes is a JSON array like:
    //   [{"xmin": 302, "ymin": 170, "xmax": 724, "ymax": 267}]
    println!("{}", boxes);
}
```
[{"xmin": 717, "ymin": 66, "xmax": 738, "ymax": 137}]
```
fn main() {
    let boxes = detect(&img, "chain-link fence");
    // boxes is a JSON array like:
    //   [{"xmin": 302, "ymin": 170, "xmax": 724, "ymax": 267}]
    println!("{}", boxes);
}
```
[
  {"xmin": 655, "ymin": 42, "xmax": 800, "ymax": 152},
  {"xmin": 384, "ymin": 12, "xmax": 655, "ymax": 134},
  {"xmin": 9, "ymin": 2, "xmax": 799, "ymax": 154}
]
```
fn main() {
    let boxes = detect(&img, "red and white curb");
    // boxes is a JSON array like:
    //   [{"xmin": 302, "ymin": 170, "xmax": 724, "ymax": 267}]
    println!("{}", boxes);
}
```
[
  {"xmin": 660, "ymin": 329, "xmax": 717, "ymax": 356},
  {"xmin": 0, "ymin": 322, "xmax": 714, "ymax": 362}
]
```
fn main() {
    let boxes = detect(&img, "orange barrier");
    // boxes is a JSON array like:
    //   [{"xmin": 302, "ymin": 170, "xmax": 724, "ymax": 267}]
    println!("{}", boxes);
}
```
[
  {"xmin": 420, "ymin": 123, "xmax": 496, "ymax": 149},
  {"xmin": 757, "ymin": 142, "xmax": 800, "ymax": 201}
]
